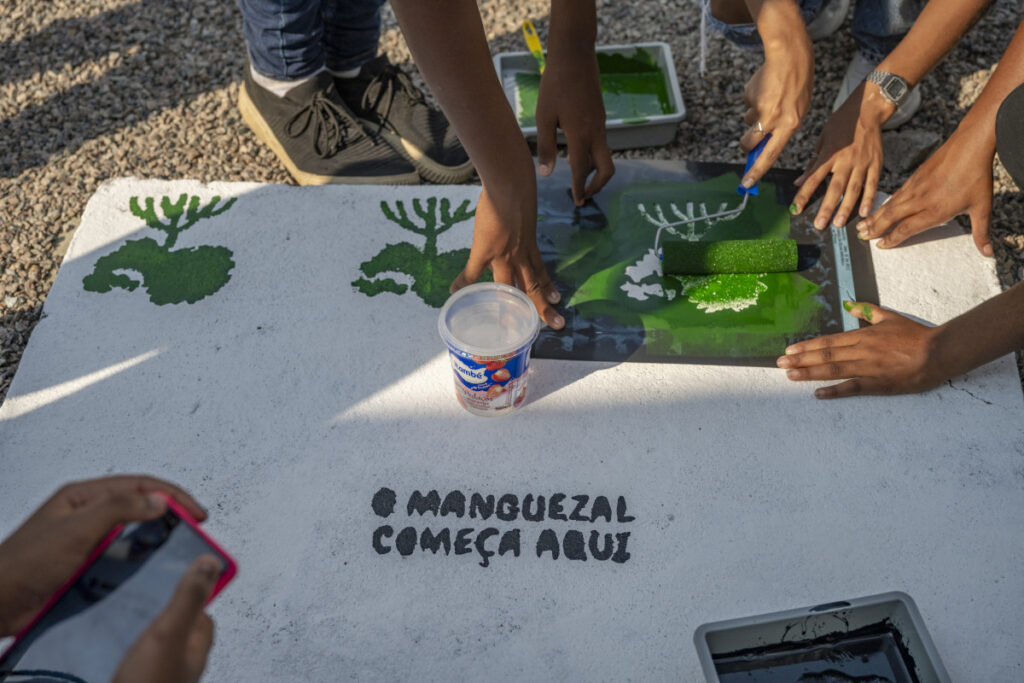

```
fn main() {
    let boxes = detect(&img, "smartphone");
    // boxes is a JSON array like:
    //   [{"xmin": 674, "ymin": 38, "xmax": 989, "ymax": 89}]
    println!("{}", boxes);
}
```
[{"xmin": 0, "ymin": 495, "xmax": 236, "ymax": 683}]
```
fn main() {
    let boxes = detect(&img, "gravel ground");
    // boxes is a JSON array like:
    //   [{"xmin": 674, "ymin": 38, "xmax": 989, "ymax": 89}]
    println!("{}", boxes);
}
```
[{"xmin": 1, "ymin": 0, "xmax": 1021, "ymax": 403}]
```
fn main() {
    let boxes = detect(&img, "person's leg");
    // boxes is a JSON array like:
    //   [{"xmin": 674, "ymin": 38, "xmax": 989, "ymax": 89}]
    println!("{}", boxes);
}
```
[
  {"xmin": 322, "ymin": 0, "xmax": 386, "ymax": 73},
  {"xmin": 850, "ymin": 0, "xmax": 925, "ymax": 64},
  {"xmin": 996, "ymin": 83, "xmax": 1024, "ymax": 189},
  {"xmin": 323, "ymin": 0, "xmax": 474, "ymax": 183},
  {"xmin": 238, "ymin": 0, "xmax": 326, "ymax": 82},
  {"xmin": 236, "ymin": 0, "xmax": 419, "ymax": 185},
  {"xmin": 706, "ymin": 0, "xmax": 845, "ymax": 49}
]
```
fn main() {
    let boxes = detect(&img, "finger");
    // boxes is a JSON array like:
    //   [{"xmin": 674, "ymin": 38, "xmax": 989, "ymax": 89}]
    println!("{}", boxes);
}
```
[
  {"xmin": 814, "ymin": 170, "xmax": 849, "ymax": 230},
  {"xmin": 842, "ymin": 300, "xmax": 888, "ymax": 325},
  {"xmin": 78, "ymin": 487, "xmax": 168, "ymax": 540},
  {"xmin": 515, "ymin": 258, "xmax": 564, "ymax": 330},
  {"xmin": 969, "ymin": 204, "xmax": 993, "ymax": 257},
  {"xmin": 793, "ymin": 161, "xmax": 831, "ymax": 214},
  {"xmin": 813, "ymin": 378, "xmax": 870, "ymax": 399},
  {"xmin": 860, "ymin": 196, "xmax": 915, "ymax": 240},
  {"xmin": 491, "ymin": 259, "xmax": 515, "ymax": 287},
  {"xmin": 529, "ymin": 246, "xmax": 561, "ymax": 305},
  {"xmin": 150, "ymin": 555, "xmax": 221, "ymax": 643},
  {"xmin": 450, "ymin": 248, "xmax": 490, "ymax": 294},
  {"xmin": 568, "ymin": 143, "xmax": 592, "ymax": 206},
  {"xmin": 783, "ymin": 329, "xmax": 864, "ymax": 355},
  {"xmin": 832, "ymin": 171, "xmax": 864, "ymax": 228},
  {"xmin": 859, "ymin": 163, "xmax": 880, "ymax": 218},
  {"xmin": 185, "ymin": 613, "xmax": 215, "ymax": 683},
  {"xmin": 583, "ymin": 143, "xmax": 615, "ymax": 199},
  {"xmin": 776, "ymin": 343, "xmax": 864, "ymax": 370},
  {"xmin": 738, "ymin": 122, "xmax": 768, "ymax": 154},
  {"xmin": 535, "ymin": 106, "xmax": 558, "ymax": 178},
  {"xmin": 743, "ymin": 107, "xmax": 758, "ymax": 126},
  {"xmin": 877, "ymin": 212, "xmax": 937, "ymax": 248},
  {"xmin": 58, "ymin": 476, "xmax": 206, "ymax": 522},
  {"xmin": 741, "ymin": 125, "xmax": 792, "ymax": 187},
  {"xmin": 783, "ymin": 359, "xmax": 863, "ymax": 381}
]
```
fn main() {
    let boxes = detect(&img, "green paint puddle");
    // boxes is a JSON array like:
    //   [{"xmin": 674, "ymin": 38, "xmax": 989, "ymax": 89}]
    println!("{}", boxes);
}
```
[
  {"xmin": 549, "ymin": 174, "xmax": 824, "ymax": 357},
  {"xmin": 352, "ymin": 198, "xmax": 490, "ymax": 308},
  {"xmin": 516, "ymin": 48, "xmax": 673, "ymax": 126},
  {"xmin": 83, "ymin": 194, "xmax": 236, "ymax": 305}
]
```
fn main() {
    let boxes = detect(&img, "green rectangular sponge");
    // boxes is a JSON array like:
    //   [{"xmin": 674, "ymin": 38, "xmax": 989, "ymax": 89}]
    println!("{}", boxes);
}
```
[{"xmin": 662, "ymin": 238, "xmax": 798, "ymax": 275}]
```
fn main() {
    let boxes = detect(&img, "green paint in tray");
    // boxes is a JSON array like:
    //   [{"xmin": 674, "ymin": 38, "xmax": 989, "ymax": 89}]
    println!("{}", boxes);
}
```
[{"xmin": 515, "ymin": 48, "xmax": 673, "ymax": 127}]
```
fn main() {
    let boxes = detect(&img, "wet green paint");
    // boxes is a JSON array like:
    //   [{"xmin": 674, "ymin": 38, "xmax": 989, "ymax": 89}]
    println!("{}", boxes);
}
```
[
  {"xmin": 550, "ymin": 174, "xmax": 824, "ymax": 357},
  {"xmin": 352, "ymin": 198, "xmax": 490, "ymax": 308},
  {"xmin": 516, "ymin": 48, "xmax": 673, "ymax": 126},
  {"xmin": 662, "ymin": 238, "xmax": 798, "ymax": 274},
  {"xmin": 83, "ymin": 194, "xmax": 236, "ymax": 305}
]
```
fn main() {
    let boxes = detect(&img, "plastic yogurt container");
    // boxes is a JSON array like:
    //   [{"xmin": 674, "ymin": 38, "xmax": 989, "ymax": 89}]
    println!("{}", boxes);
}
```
[{"xmin": 438, "ymin": 283, "xmax": 540, "ymax": 417}]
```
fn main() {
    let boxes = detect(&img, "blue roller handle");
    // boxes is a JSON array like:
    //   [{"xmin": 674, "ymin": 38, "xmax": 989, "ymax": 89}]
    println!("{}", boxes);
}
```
[{"xmin": 737, "ymin": 133, "xmax": 771, "ymax": 197}]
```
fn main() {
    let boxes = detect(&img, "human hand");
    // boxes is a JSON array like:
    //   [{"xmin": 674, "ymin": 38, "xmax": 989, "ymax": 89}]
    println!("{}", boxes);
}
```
[
  {"xmin": 778, "ymin": 301, "xmax": 946, "ymax": 398},
  {"xmin": 793, "ymin": 82, "xmax": 890, "ymax": 229},
  {"xmin": 450, "ymin": 185, "xmax": 564, "ymax": 329},
  {"xmin": 739, "ymin": 2, "xmax": 814, "ymax": 188},
  {"xmin": 0, "ymin": 475, "xmax": 207, "ymax": 637},
  {"xmin": 857, "ymin": 125, "xmax": 995, "ymax": 254},
  {"xmin": 112, "ymin": 555, "xmax": 220, "ymax": 683},
  {"xmin": 535, "ymin": 49, "xmax": 615, "ymax": 206}
]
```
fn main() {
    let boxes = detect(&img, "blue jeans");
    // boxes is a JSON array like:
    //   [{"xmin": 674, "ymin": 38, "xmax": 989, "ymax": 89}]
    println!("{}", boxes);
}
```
[
  {"xmin": 238, "ymin": 0, "xmax": 387, "ymax": 80},
  {"xmin": 708, "ymin": 0, "xmax": 925, "ymax": 63}
]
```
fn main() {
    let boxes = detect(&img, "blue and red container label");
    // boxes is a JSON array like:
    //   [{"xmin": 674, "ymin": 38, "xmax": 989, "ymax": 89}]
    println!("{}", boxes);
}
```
[{"xmin": 448, "ymin": 350, "xmax": 530, "ymax": 414}]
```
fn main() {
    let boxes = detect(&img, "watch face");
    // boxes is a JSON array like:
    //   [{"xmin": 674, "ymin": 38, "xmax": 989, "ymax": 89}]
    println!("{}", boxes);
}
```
[{"xmin": 883, "ymin": 78, "xmax": 908, "ymax": 103}]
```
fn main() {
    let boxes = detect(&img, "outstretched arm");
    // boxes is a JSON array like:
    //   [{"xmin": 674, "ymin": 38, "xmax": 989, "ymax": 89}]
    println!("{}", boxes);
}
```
[
  {"xmin": 858, "ymin": 18, "xmax": 1024, "ymax": 253},
  {"xmin": 779, "ymin": 281, "xmax": 1024, "ymax": 399},
  {"xmin": 793, "ymin": 0, "xmax": 992, "ymax": 230},
  {"xmin": 390, "ymin": 0, "xmax": 563, "ymax": 328}
]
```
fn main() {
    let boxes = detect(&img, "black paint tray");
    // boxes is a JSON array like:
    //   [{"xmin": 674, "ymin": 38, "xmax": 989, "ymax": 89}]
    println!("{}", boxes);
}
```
[{"xmin": 693, "ymin": 592, "xmax": 951, "ymax": 683}]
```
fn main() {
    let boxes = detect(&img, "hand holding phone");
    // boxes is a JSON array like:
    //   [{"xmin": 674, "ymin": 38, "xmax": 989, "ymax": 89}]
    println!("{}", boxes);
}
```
[
  {"xmin": 0, "ymin": 475, "xmax": 208, "ymax": 638},
  {"xmin": 0, "ymin": 477, "xmax": 236, "ymax": 683},
  {"xmin": 112, "ymin": 555, "xmax": 219, "ymax": 683}
]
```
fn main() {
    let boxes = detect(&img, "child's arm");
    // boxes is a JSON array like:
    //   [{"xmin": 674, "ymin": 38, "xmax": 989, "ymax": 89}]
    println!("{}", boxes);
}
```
[
  {"xmin": 792, "ymin": 0, "xmax": 993, "ymax": 232},
  {"xmin": 535, "ymin": 0, "xmax": 615, "ymax": 207},
  {"xmin": 858, "ymin": 18, "xmax": 1024, "ymax": 253},
  {"xmin": 778, "ymin": 281, "xmax": 1024, "ymax": 399},
  {"xmin": 736, "ymin": 0, "xmax": 815, "ymax": 188},
  {"xmin": 389, "ymin": 0, "xmax": 563, "ymax": 328}
]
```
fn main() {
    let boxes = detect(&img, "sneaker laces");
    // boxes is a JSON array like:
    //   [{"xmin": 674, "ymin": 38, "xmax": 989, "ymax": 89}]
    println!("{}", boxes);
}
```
[
  {"xmin": 285, "ymin": 88, "xmax": 367, "ymax": 157},
  {"xmin": 361, "ymin": 64, "xmax": 426, "ymax": 134}
]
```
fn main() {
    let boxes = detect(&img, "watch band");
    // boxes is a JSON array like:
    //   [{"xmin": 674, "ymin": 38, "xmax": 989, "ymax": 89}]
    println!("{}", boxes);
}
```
[{"xmin": 867, "ymin": 70, "xmax": 911, "ymax": 108}]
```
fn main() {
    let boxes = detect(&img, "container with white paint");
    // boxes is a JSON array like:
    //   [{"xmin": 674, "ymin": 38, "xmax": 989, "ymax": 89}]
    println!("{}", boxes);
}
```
[{"xmin": 438, "ymin": 283, "xmax": 540, "ymax": 417}]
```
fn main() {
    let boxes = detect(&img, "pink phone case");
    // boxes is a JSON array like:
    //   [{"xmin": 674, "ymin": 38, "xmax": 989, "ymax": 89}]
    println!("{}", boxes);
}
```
[{"xmin": 1, "ymin": 492, "xmax": 237, "ymax": 660}]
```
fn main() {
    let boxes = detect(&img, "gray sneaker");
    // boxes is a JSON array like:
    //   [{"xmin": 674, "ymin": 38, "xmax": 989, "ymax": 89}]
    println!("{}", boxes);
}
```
[
  {"xmin": 806, "ymin": 0, "xmax": 850, "ymax": 40},
  {"xmin": 238, "ymin": 68, "xmax": 420, "ymax": 185},
  {"xmin": 832, "ymin": 52, "xmax": 921, "ymax": 130}
]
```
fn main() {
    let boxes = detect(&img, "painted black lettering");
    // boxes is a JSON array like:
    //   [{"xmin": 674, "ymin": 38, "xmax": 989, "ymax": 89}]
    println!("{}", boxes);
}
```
[
  {"xmin": 522, "ymin": 494, "xmax": 546, "ymax": 522},
  {"xmin": 498, "ymin": 529, "xmax": 521, "ymax": 557},
  {"xmin": 569, "ymin": 495, "xmax": 589, "ymax": 522},
  {"xmin": 563, "ymin": 530, "xmax": 587, "ymax": 561},
  {"xmin": 536, "ymin": 529, "xmax": 560, "ymax": 559},
  {"xmin": 454, "ymin": 528, "xmax": 474, "ymax": 555},
  {"xmin": 616, "ymin": 496, "xmax": 635, "ymax": 523},
  {"xmin": 371, "ymin": 487, "xmax": 396, "ymax": 518},
  {"xmin": 611, "ymin": 532, "xmax": 631, "ymax": 563},
  {"xmin": 420, "ymin": 527, "xmax": 452, "ymax": 555},
  {"xmin": 440, "ymin": 490, "xmax": 466, "ymax": 518},
  {"xmin": 407, "ymin": 490, "xmax": 440, "ymax": 516},
  {"xmin": 588, "ymin": 531, "xmax": 614, "ymax": 560},
  {"xmin": 395, "ymin": 527, "xmax": 417, "ymax": 556},
  {"xmin": 590, "ymin": 496, "xmax": 612, "ymax": 523},
  {"xmin": 496, "ymin": 494, "xmax": 520, "ymax": 521},
  {"xmin": 548, "ymin": 493, "xmax": 568, "ymax": 521},
  {"xmin": 469, "ymin": 493, "xmax": 495, "ymax": 520},
  {"xmin": 475, "ymin": 528, "xmax": 499, "ymax": 568},
  {"xmin": 372, "ymin": 525, "xmax": 392, "ymax": 554}
]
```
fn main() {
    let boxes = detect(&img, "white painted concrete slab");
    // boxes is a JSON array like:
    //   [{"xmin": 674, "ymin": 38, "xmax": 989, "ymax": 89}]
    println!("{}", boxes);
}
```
[{"xmin": 0, "ymin": 177, "xmax": 1021, "ymax": 681}]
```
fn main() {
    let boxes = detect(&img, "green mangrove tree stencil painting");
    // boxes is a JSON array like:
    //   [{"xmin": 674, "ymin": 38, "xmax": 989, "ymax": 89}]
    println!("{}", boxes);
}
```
[
  {"xmin": 83, "ymin": 194, "xmax": 236, "ymax": 305},
  {"xmin": 545, "ymin": 174, "xmax": 824, "ymax": 357},
  {"xmin": 353, "ymin": 198, "xmax": 486, "ymax": 308}
]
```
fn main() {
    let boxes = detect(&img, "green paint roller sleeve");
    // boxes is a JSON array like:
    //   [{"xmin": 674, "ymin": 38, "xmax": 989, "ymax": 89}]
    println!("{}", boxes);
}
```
[{"xmin": 662, "ymin": 238, "xmax": 799, "ymax": 275}]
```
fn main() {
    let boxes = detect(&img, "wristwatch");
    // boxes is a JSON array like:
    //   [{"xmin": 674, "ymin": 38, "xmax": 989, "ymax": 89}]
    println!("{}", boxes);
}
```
[{"xmin": 867, "ymin": 70, "xmax": 911, "ymax": 108}]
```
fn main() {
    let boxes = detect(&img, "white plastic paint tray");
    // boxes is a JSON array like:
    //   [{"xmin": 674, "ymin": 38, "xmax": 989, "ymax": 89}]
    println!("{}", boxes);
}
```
[
  {"xmin": 493, "ymin": 42, "xmax": 686, "ymax": 150},
  {"xmin": 693, "ymin": 592, "xmax": 951, "ymax": 682}
]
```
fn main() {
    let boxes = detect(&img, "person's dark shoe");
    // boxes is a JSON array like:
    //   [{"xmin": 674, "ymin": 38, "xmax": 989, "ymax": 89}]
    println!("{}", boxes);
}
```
[
  {"xmin": 238, "ymin": 68, "xmax": 419, "ymax": 185},
  {"xmin": 333, "ymin": 56, "xmax": 475, "ymax": 184}
]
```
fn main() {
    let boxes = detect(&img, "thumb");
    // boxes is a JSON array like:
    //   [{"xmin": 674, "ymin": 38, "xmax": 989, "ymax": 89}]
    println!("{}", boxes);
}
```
[
  {"xmin": 152, "ymin": 555, "xmax": 221, "ymax": 642},
  {"xmin": 843, "ymin": 300, "xmax": 887, "ymax": 325},
  {"xmin": 970, "ymin": 205, "xmax": 993, "ymax": 257},
  {"xmin": 535, "ymin": 109, "xmax": 558, "ymax": 178}
]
